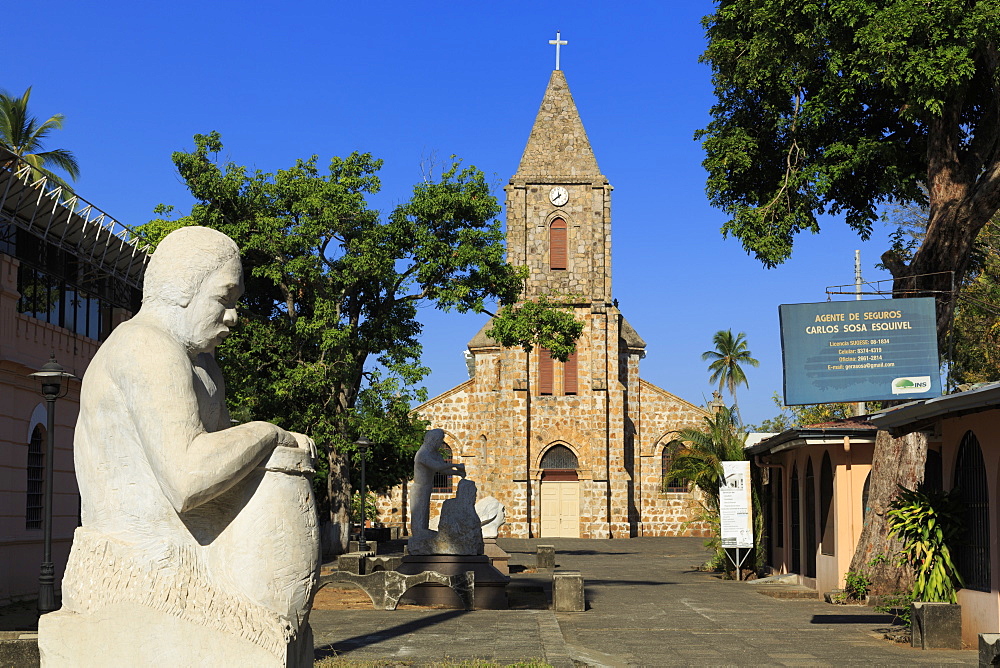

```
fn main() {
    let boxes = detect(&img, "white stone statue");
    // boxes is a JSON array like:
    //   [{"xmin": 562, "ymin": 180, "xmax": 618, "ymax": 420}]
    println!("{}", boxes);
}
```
[
  {"xmin": 39, "ymin": 226, "xmax": 320, "ymax": 667},
  {"xmin": 475, "ymin": 496, "xmax": 506, "ymax": 539},
  {"xmin": 410, "ymin": 428, "xmax": 485, "ymax": 555}
]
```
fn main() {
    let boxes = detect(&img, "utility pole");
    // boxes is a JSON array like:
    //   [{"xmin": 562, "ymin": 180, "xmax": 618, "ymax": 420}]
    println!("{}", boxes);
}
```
[{"xmin": 855, "ymin": 250, "xmax": 866, "ymax": 417}]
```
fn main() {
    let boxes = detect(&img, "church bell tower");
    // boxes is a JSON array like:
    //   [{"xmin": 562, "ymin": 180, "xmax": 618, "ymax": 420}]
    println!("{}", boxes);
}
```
[{"xmin": 504, "ymin": 70, "xmax": 612, "ymax": 307}]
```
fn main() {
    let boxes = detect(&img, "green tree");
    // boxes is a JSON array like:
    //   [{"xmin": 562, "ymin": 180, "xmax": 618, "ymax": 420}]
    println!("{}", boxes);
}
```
[
  {"xmin": 882, "ymin": 202, "xmax": 1000, "ymax": 385},
  {"xmin": 698, "ymin": 0, "xmax": 1000, "ymax": 342},
  {"xmin": 138, "ymin": 132, "xmax": 580, "ymax": 552},
  {"xmin": 666, "ymin": 406, "xmax": 764, "ymax": 573},
  {"xmin": 950, "ymin": 221, "xmax": 1000, "ymax": 383},
  {"xmin": 752, "ymin": 392, "xmax": 861, "ymax": 432},
  {"xmin": 698, "ymin": 0, "xmax": 1000, "ymax": 594},
  {"xmin": 702, "ymin": 329, "xmax": 759, "ymax": 408},
  {"xmin": 0, "ymin": 87, "xmax": 79, "ymax": 189}
]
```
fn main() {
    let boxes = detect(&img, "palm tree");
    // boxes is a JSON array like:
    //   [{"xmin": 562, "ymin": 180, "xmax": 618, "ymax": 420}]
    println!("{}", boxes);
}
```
[
  {"xmin": 666, "ymin": 406, "xmax": 765, "ymax": 574},
  {"xmin": 666, "ymin": 406, "xmax": 747, "ymax": 514},
  {"xmin": 0, "ymin": 87, "xmax": 80, "ymax": 190},
  {"xmin": 702, "ymin": 329, "xmax": 759, "ymax": 407}
]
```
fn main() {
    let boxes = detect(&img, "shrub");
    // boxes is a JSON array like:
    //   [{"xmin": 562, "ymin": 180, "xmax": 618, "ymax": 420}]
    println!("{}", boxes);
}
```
[{"xmin": 886, "ymin": 485, "xmax": 964, "ymax": 604}]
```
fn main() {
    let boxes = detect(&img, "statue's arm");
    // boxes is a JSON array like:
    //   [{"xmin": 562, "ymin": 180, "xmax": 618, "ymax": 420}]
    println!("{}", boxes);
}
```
[{"xmin": 116, "ymin": 328, "xmax": 292, "ymax": 513}]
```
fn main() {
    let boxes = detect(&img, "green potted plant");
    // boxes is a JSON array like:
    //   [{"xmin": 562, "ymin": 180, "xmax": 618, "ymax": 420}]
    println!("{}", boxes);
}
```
[{"xmin": 886, "ymin": 485, "xmax": 964, "ymax": 649}]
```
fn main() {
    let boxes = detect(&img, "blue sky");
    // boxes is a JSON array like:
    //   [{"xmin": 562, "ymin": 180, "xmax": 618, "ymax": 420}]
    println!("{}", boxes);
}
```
[{"xmin": 10, "ymin": 1, "xmax": 900, "ymax": 427}]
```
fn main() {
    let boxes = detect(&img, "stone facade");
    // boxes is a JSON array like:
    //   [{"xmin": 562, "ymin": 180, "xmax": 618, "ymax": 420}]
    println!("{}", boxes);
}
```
[{"xmin": 377, "ymin": 70, "xmax": 712, "ymax": 539}]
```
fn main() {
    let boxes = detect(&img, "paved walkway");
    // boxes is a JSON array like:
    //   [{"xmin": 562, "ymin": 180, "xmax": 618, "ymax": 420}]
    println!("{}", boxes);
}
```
[{"xmin": 311, "ymin": 537, "xmax": 978, "ymax": 666}]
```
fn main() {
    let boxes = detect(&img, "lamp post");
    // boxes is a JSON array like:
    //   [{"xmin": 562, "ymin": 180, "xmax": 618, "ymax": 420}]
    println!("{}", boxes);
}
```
[
  {"xmin": 354, "ymin": 436, "xmax": 371, "ymax": 552},
  {"xmin": 29, "ymin": 354, "xmax": 75, "ymax": 615}
]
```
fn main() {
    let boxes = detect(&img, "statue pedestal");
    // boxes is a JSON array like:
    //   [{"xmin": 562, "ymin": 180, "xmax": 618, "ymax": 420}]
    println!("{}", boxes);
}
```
[
  {"xmin": 397, "ymin": 554, "xmax": 509, "ymax": 609},
  {"xmin": 483, "ymin": 538, "xmax": 510, "ymax": 575}
]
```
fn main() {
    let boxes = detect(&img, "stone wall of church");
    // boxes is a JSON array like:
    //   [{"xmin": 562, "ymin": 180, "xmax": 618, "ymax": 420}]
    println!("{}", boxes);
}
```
[{"xmin": 633, "ymin": 379, "xmax": 714, "ymax": 537}]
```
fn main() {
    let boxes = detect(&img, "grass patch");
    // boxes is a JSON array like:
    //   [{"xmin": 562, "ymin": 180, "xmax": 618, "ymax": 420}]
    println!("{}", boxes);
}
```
[{"xmin": 314, "ymin": 659, "xmax": 551, "ymax": 667}]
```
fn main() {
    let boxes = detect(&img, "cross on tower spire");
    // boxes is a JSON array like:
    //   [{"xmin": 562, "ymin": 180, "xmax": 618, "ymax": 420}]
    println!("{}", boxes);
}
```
[{"xmin": 548, "ymin": 31, "xmax": 567, "ymax": 70}]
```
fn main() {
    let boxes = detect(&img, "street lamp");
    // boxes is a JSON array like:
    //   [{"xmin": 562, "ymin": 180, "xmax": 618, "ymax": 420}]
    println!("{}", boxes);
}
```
[
  {"xmin": 354, "ymin": 436, "xmax": 372, "ymax": 552},
  {"xmin": 29, "ymin": 354, "xmax": 75, "ymax": 615}
]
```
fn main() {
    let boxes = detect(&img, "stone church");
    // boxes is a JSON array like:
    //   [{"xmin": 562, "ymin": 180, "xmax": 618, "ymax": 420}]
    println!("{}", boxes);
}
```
[{"xmin": 378, "ymin": 69, "xmax": 712, "ymax": 539}]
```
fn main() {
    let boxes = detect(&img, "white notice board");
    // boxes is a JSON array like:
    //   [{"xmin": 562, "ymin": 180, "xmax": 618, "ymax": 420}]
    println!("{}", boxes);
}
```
[{"xmin": 719, "ymin": 461, "xmax": 753, "ymax": 549}]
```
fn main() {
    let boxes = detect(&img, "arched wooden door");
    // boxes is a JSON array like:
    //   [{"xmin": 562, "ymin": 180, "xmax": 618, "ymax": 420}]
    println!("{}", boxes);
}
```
[{"xmin": 539, "ymin": 444, "xmax": 580, "ymax": 537}]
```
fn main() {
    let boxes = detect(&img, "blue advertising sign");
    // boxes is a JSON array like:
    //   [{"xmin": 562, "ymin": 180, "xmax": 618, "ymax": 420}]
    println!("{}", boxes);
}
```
[{"xmin": 779, "ymin": 298, "xmax": 941, "ymax": 405}]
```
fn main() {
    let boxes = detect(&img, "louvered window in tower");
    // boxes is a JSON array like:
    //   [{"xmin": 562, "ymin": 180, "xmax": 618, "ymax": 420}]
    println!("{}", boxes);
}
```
[
  {"xmin": 549, "ymin": 218, "xmax": 567, "ymax": 270},
  {"xmin": 563, "ymin": 350, "xmax": 578, "ymax": 395},
  {"xmin": 539, "ymin": 347, "xmax": 554, "ymax": 395}
]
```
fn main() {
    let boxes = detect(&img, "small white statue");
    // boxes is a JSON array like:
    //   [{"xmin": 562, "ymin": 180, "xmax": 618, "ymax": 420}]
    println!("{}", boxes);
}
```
[
  {"xmin": 476, "ymin": 496, "xmax": 507, "ymax": 539},
  {"xmin": 40, "ymin": 226, "xmax": 319, "ymax": 667}
]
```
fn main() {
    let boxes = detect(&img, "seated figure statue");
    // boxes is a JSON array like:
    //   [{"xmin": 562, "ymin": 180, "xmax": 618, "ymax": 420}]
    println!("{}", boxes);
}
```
[{"xmin": 39, "ymin": 226, "xmax": 319, "ymax": 667}]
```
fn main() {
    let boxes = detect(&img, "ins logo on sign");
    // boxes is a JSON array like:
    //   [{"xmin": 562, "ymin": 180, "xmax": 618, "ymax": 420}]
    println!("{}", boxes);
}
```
[{"xmin": 891, "ymin": 376, "xmax": 931, "ymax": 395}]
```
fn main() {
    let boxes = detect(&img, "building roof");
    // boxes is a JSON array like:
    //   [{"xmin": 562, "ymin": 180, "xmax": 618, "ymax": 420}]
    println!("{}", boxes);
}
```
[
  {"xmin": 513, "ymin": 70, "xmax": 606, "ymax": 182},
  {"xmin": 0, "ymin": 147, "xmax": 150, "ymax": 288},
  {"xmin": 467, "ymin": 319, "xmax": 500, "ymax": 350},
  {"xmin": 745, "ymin": 416, "xmax": 878, "ymax": 456},
  {"xmin": 619, "ymin": 316, "xmax": 646, "ymax": 349},
  {"xmin": 868, "ymin": 382, "xmax": 1000, "ymax": 437}
]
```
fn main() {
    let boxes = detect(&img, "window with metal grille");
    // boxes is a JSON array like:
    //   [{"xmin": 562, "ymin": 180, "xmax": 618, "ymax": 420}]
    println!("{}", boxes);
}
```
[
  {"xmin": 12, "ymin": 226, "xmax": 138, "ymax": 341},
  {"xmin": 431, "ymin": 443, "xmax": 454, "ymax": 494},
  {"xmin": 954, "ymin": 431, "xmax": 990, "ymax": 592},
  {"xmin": 26, "ymin": 426, "xmax": 44, "ymax": 530},
  {"xmin": 790, "ymin": 464, "xmax": 801, "ymax": 573},
  {"xmin": 804, "ymin": 458, "xmax": 817, "ymax": 577},
  {"xmin": 563, "ymin": 350, "xmax": 578, "ymax": 395},
  {"xmin": 549, "ymin": 218, "xmax": 567, "ymax": 270},
  {"xmin": 661, "ymin": 443, "xmax": 688, "ymax": 492},
  {"xmin": 541, "ymin": 444, "xmax": 578, "ymax": 470},
  {"xmin": 820, "ymin": 452, "xmax": 835, "ymax": 556},
  {"xmin": 538, "ymin": 347, "xmax": 554, "ymax": 395}
]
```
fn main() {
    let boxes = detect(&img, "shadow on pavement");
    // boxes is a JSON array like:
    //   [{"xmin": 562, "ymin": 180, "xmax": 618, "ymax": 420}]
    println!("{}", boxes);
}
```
[
  {"xmin": 585, "ymin": 579, "xmax": 680, "ymax": 587},
  {"xmin": 314, "ymin": 609, "xmax": 468, "ymax": 658},
  {"xmin": 810, "ymin": 613, "xmax": 898, "ymax": 624}
]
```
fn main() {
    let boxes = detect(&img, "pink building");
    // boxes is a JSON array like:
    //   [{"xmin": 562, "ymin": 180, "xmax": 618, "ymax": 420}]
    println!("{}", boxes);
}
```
[
  {"xmin": 0, "ymin": 147, "xmax": 148, "ymax": 605},
  {"xmin": 871, "ymin": 384, "xmax": 1000, "ymax": 647},
  {"xmin": 747, "ymin": 420, "xmax": 878, "ymax": 595}
]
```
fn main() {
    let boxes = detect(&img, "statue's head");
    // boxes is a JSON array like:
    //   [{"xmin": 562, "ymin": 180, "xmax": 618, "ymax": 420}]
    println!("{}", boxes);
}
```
[
  {"xmin": 422, "ymin": 429, "xmax": 445, "ymax": 450},
  {"xmin": 142, "ymin": 226, "xmax": 243, "ymax": 354}
]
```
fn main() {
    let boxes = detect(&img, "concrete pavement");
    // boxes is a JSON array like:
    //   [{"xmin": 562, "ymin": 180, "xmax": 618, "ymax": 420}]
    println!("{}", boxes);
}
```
[{"xmin": 311, "ymin": 536, "xmax": 978, "ymax": 666}]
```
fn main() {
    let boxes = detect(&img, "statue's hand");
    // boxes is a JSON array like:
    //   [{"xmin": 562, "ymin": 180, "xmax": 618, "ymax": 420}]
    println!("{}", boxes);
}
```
[
  {"xmin": 263, "ymin": 445, "xmax": 315, "ymax": 475},
  {"xmin": 290, "ymin": 432, "xmax": 317, "ymax": 461},
  {"xmin": 454, "ymin": 463, "xmax": 467, "ymax": 478}
]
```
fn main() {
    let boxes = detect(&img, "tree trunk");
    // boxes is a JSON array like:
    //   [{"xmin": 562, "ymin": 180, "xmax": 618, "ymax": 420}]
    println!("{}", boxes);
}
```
[
  {"xmin": 323, "ymin": 449, "xmax": 351, "ymax": 557},
  {"xmin": 848, "ymin": 430, "xmax": 927, "ymax": 596}
]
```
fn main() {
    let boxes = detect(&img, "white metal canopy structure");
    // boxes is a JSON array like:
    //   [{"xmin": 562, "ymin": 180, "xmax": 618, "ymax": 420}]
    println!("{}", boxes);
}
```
[{"xmin": 0, "ymin": 147, "xmax": 150, "ymax": 290}]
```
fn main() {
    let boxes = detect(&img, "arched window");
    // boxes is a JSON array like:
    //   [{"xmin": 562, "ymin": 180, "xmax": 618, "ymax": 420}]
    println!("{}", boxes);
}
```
[
  {"xmin": 772, "ymin": 470, "xmax": 784, "ymax": 548},
  {"xmin": 954, "ymin": 431, "xmax": 990, "ymax": 592},
  {"xmin": 26, "ymin": 425, "xmax": 45, "ymax": 530},
  {"xmin": 804, "ymin": 458, "xmax": 817, "ymax": 577},
  {"xmin": 432, "ymin": 442, "xmax": 454, "ymax": 494},
  {"xmin": 541, "ymin": 444, "xmax": 578, "ymax": 481},
  {"xmin": 790, "ymin": 464, "xmax": 801, "ymax": 574},
  {"xmin": 862, "ymin": 471, "xmax": 872, "ymax": 524},
  {"xmin": 661, "ymin": 442, "xmax": 687, "ymax": 492},
  {"xmin": 539, "ymin": 347, "xmax": 554, "ymax": 396},
  {"xmin": 820, "ymin": 452, "xmax": 835, "ymax": 556},
  {"xmin": 924, "ymin": 449, "xmax": 943, "ymax": 493},
  {"xmin": 549, "ymin": 218, "xmax": 567, "ymax": 270},
  {"xmin": 541, "ymin": 444, "xmax": 578, "ymax": 469}
]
